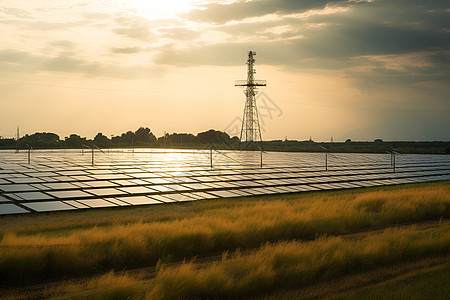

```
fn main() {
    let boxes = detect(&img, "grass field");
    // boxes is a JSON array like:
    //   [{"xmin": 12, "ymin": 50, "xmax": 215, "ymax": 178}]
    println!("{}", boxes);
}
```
[
  {"xmin": 340, "ymin": 263, "xmax": 449, "ymax": 300},
  {"xmin": 0, "ymin": 181, "xmax": 448, "ymax": 299}
]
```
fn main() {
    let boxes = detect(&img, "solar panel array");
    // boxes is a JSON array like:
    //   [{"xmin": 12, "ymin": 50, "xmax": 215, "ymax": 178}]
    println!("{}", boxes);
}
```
[{"xmin": 1, "ymin": 149, "xmax": 449, "ymax": 215}]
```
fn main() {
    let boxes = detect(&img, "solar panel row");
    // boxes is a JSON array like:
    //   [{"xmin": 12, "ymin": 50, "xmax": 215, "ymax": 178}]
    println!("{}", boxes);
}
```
[{"xmin": 0, "ymin": 150, "xmax": 449, "ymax": 215}]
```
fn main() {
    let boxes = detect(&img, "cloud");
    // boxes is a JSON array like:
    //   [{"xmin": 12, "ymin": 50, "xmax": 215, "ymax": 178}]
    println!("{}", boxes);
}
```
[
  {"xmin": 157, "ymin": 27, "xmax": 199, "ymax": 40},
  {"xmin": 112, "ymin": 16, "xmax": 153, "ymax": 40},
  {"xmin": 343, "ymin": 110, "xmax": 450, "ymax": 141},
  {"xmin": 155, "ymin": 0, "xmax": 449, "ymax": 95},
  {"xmin": 0, "ymin": 7, "xmax": 32, "ymax": 18},
  {"xmin": 154, "ymin": 43, "xmax": 248, "ymax": 67},
  {"xmin": 26, "ymin": 20, "xmax": 87, "ymax": 31},
  {"xmin": 49, "ymin": 40, "xmax": 76, "ymax": 50},
  {"xmin": 187, "ymin": 0, "xmax": 349, "ymax": 24},
  {"xmin": 111, "ymin": 46, "xmax": 142, "ymax": 54},
  {"xmin": 346, "ymin": 53, "xmax": 450, "ymax": 96},
  {"xmin": 290, "ymin": 23, "xmax": 449, "ymax": 59},
  {"xmin": 0, "ymin": 49, "xmax": 162, "ymax": 78}
]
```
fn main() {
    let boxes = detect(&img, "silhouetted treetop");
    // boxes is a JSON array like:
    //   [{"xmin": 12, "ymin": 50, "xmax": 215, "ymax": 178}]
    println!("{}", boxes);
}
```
[
  {"xmin": 65, "ymin": 134, "xmax": 87, "ymax": 148},
  {"xmin": 135, "ymin": 127, "xmax": 157, "ymax": 143},
  {"xmin": 18, "ymin": 132, "xmax": 60, "ymax": 148},
  {"xmin": 94, "ymin": 133, "xmax": 111, "ymax": 148},
  {"xmin": 197, "ymin": 129, "xmax": 233, "ymax": 145}
]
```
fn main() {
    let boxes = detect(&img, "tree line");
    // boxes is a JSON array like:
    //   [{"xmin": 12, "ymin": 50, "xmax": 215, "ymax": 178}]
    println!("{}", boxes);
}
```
[
  {"xmin": 0, "ymin": 128, "xmax": 448, "ymax": 154},
  {"xmin": 0, "ymin": 127, "xmax": 240, "ymax": 149}
]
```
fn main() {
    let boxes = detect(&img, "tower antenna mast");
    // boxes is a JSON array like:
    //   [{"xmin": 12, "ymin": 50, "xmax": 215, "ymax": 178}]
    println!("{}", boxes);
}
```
[{"xmin": 235, "ymin": 51, "xmax": 266, "ymax": 144}]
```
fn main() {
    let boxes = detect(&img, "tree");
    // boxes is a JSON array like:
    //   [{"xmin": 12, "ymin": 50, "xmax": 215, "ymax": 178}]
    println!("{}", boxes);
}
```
[
  {"xmin": 112, "ymin": 131, "xmax": 135, "ymax": 145},
  {"xmin": 93, "ymin": 133, "xmax": 111, "ymax": 148},
  {"xmin": 197, "ymin": 129, "xmax": 232, "ymax": 145},
  {"xmin": 163, "ymin": 133, "xmax": 196, "ymax": 145},
  {"xmin": 65, "ymin": 134, "xmax": 87, "ymax": 148},
  {"xmin": 19, "ymin": 132, "xmax": 61, "ymax": 148},
  {"xmin": 134, "ymin": 127, "xmax": 156, "ymax": 144},
  {"xmin": 0, "ymin": 138, "xmax": 16, "ymax": 148}
]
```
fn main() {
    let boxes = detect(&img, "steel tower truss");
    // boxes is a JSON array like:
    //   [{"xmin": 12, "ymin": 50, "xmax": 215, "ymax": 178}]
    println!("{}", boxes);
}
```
[{"xmin": 235, "ymin": 51, "xmax": 267, "ymax": 143}]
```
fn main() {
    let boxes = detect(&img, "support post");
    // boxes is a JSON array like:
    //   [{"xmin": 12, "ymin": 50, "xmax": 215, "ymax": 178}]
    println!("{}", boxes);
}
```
[
  {"xmin": 210, "ymin": 148, "xmax": 213, "ymax": 169},
  {"xmin": 28, "ymin": 147, "xmax": 31, "ymax": 165},
  {"xmin": 164, "ymin": 131, "xmax": 166, "ymax": 149},
  {"xmin": 325, "ymin": 152, "xmax": 328, "ymax": 171},
  {"xmin": 393, "ymin": 152, "xmax": 395, "ymax": 173},
  {"xmin": 260, "ymin": 148, "xmax": 263, "ymax": 169},
  {"xmin": 91, "ymin": 148, "xmax": 94, "ymax": 166}
]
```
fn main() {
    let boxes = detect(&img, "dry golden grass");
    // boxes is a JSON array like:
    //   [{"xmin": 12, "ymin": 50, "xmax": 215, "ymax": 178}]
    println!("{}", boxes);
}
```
[
  {"xmin": 147, "ymin": 224, "xmax": 450, "ymax": 299},
  {"xmin": 0, "ymin": 182, "xmax": 448, "ymax": 288},
  {"xmin": 8, "ymin": 224, "xmax": 446, "ymax": 300}
]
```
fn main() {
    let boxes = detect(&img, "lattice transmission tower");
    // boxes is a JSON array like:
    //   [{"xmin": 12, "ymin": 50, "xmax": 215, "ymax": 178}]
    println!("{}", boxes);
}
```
[{"xmin": 235, "ymin": 51, "xmax": 267, "ymax": 144}]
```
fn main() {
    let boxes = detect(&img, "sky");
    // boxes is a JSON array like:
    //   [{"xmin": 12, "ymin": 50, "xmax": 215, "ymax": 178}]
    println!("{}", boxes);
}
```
[{"xmin": 0, "ymin": 0, "xmax": 449, "ymax": 142}]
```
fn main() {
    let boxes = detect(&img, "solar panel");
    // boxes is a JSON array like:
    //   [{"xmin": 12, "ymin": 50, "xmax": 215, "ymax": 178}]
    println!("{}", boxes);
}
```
[
  {"xmin": 47, "ymin": 190, "xmax": 93, "ymax": 199},
  {"xmin": 64, "ymin": 200, "xmax": 90, "ymax": 209},
  {"xmin": 0, "ymin": 183, "xmax": 38, "ymax": 192},
  {"xmin": 209, "ymin": 190, "xmax": 242, "ymax": 198},
  {"xmin": 103, "ymin": 198, "xmax": 131, "ymax": 206},
  {"xmin": 77, "ymin": 199, "xmax": 118, "ymax": 208},
  {"xmin": 84, "ymin": 188, "xmax": 127, "ymax": 197},
  {"xmin": 118, "ymin": 196, "xmax": 164, "ymax": 205},
  {"xmin": 8, "ymin": 177, "xmax": 44, "ymax": 184},
  {"xmin": 0, "ymin": 203, "xmax": 29, "ymax": 215},
  {"xmin": 0, "ymin": 195, "xmax": 10, "ymax": 203},
  {"xmin": 12, "ymin": 191, "xmax": 54, "ymax": 201},
  {"xmin": 22, "ymin": 201, "xmax": 76, "ymax": 212},
  {"xmin": 118, "ymin": 186, "xmax": 155, "ymax": 194},
  {"xmin": 161, "ymin": 193, "xmax": 195, "ymax": 202}
]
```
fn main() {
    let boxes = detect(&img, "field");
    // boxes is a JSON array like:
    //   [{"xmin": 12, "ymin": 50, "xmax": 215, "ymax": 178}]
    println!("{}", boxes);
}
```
[{"xmin": 0, "ymin": 181, "xmax": 449, "ymax": 299}]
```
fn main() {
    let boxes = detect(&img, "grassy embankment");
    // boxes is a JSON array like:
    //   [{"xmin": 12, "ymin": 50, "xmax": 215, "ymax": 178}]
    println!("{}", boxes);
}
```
[{"xmin": 0, "ymin": 181, "xmax": 449, "ymax": 298}]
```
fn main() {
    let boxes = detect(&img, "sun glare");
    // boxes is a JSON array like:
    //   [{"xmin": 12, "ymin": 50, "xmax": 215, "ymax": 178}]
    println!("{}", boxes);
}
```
[{"xmin": 114, "ymin": 0, "xmax": 198, "ymax": 19}]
